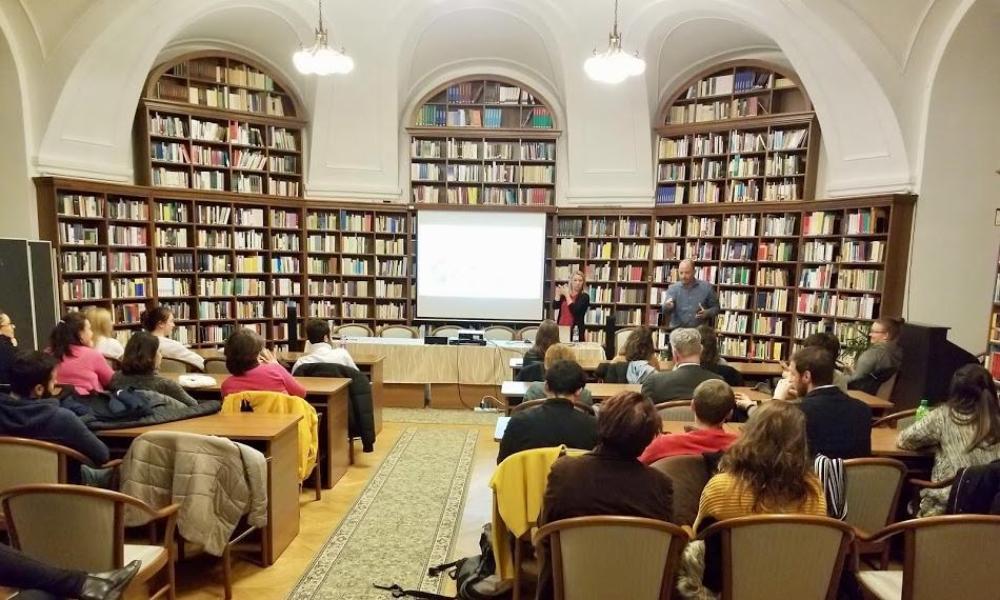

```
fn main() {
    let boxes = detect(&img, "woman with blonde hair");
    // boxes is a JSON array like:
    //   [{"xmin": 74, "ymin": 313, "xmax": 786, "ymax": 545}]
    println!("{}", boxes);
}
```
[
  {"xmin": 522, "ymin": 344, "xmax": 594, "ymax": 406},
  {"xmin": 552, "ymin": 270, "xmax": 589, "ymax": 342},
  {"xmin": 84, "ymin": 307, "xmax": 124, "ymax": 361}
]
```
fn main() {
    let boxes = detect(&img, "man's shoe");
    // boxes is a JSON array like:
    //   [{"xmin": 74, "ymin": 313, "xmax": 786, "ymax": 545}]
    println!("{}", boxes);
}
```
[{"xmin": 79, "ymin": 560, "xmax": 141, "ymax": 600}]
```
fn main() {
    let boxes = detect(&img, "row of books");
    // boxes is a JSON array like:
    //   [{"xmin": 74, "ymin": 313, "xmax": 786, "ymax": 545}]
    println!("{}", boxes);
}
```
[{"xmin": 658, "ymin": 129, "xmax": 809, "ymax": 159}]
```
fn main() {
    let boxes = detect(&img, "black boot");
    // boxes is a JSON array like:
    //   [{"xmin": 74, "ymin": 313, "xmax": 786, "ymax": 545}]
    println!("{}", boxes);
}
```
[{"xmin": 78, "ymin": 560, "xmax": 141, "ymax": 600}]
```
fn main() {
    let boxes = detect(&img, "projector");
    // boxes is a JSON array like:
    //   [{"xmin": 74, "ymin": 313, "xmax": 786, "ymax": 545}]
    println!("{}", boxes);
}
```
[{"xmin": 457, "ymin": 329, "xmax": 484, "ymax": 342}]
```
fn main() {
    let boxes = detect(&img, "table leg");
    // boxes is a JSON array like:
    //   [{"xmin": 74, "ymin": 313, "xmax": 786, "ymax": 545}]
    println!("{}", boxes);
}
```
[
  {"xmin": 314, "ymin": 388, "xmax": 351, "ymax": 488},
  {"xmin": 265, "ymin": 426, "xmax": 300, "ymax": 565}
]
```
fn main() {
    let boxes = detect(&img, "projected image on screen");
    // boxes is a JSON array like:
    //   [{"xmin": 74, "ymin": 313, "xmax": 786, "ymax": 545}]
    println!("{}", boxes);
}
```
[{"xmin": 417, "ymin": 211, "xmax": 546, "ymax": 321}]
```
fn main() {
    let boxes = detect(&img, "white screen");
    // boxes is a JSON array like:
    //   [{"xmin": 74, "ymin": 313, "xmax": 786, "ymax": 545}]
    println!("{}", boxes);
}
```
[{"xmin": 417, "ymin": 210, "xmax": 547, "ymax": 321}]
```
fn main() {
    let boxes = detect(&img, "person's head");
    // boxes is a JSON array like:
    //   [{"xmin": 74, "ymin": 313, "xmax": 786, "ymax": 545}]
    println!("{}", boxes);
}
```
[
  {"xmin": 532, "ymin": 319, "xmax": 560, "ymax": 357},
  {"xmin": 678, "ymin": 259, "xmax": 695, "ymax": 285},
  {"xmin": 803, "ymin": 332, "xmax": 841, "ymax": 364},
  {"xmin": 623, "ymin": 326, "xmax": 656, "ymax": 362},
  {"xmin": 720, "ymin": 401, "xmax": 816, "ymax": 510},
  {"xmin": 9, "ymin": 351, "xmax": 58, "ymax": 399},
  {"xmin": 669, "ymin": 327, "xmax": 702, "ymax": 364},
  {"xmin": 570, "ymin": 271, "xmax": 585, "ymax": 294},
  {"xmin": 596, "ymin": 391, "xmax": 662, "ymax": 458},
  {"xmin": 49, "ymin": 312, "xmax": 92, "ymax": 361},
  {"xmin": 224, "ymin": 329, "xmax": 265, "ymax": 376},
  {"xmin": 121, "ymin": 331, "xmax": 161, "ymax": 376},
  {"xmin": 543, "ymin": 359, "xmax": 587, "ymax": 399},
  {"xmin": 140, "ymin": 306, "xmax": 174, "ymax": 336},
  {"xmin": 543, "ymin": 343, "xmax": 576, "ymax": 370},
  {"xmin": 788, "ymin": 346, "xmax": 834, "ymax": 396},
  {"xmin": 696, "ymin": 325, "xmax": 720, "ymax": 366},
  {"xmin": 947, "ymin": 364, "xmax": 1000, "ymax": 451},
  {"xmin": 84, "ymin": 307, "xmax": 114, "ymax": 341},
  {"xmin": 692, "ymin": 379, "xmax": 735, "ymax": 426},
  {"xmin": 870, "ymin": 317, "xmax": 902, "ymax": 344},
  {"xmin": 306, "ymin": 319, "xmax": 331, "ymax": 345},
  {"xmin": 0, "ymin": 309, "xmax": 15, "ymax": 341}
]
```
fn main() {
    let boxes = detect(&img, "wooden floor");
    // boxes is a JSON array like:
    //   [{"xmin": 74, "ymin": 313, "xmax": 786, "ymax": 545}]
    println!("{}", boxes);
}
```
[{"xmin": 175, "ymin": 420, "xmax": 498, "ymax": 599}]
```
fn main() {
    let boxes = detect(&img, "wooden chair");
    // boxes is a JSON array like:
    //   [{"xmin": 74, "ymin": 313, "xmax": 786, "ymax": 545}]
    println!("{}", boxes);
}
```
[
  {"xmin": 533, "ymin": 516, "xmax": 689, "ymax": 600},
  {"xmin": 856, "ymin": 515, "xmax": 1000, "ymax": 600},
  {"xmin": 1, "ymin": 483, "xmax": 178, "ymax": 600},
  {"xmin": 105, "ymin": 356, "xmax": 122, "ymax": 371},
  {"xmin": 614, "ymin": 327, "xmax": 637, "ymax": 354},
  {"xmin": 517, "ymin": 326, "xmax": 539, "ymax": 342},
  {"xmin": 872, "ymin": 408, "xmax": 917, "ymax": 429},
  {"xmin": 334, "ymin": 323, "xmax": 373, "ymax": 338},
  {"xmin": 204, "ymin": 357, "xmax": 230, "ymax": 374},
  {"xmin": 842, "ymin": 458, "xmax": 906, "ymax": 569},
  {"xmin": 698, "ymin": 515, "xmax": 855, "ymax": 600},
  {"xmin": 875, "ymin": 372, "xmax": 898, "ymax": 401},
  {"xmin": 649, "ymin": 455, "xmax": 711, "ymax": 526},
  {"xmin": 654, "ymin": 400, "xmax": 695, "ymax": 422},
  {"xmin": 159, "ymin": 357, "xmax": 200, "ymax": 374},
  {"xmin": 432, "ymin": 325, "xmax": 461, "ymax": 337},
  {"xmin": 510, "ymin": 399, "xmax": 595, "ymax": 416},
  {"xmin": 484, "ymin": 326, "xmax": 516, "ymax": 341},
  {"xmin": 379, "ymin": 324, "xmax": 418, "ymax": 339}
]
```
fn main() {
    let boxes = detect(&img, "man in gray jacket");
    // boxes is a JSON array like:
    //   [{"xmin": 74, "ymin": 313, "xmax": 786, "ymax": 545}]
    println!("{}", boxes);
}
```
[
  {"xmin": 848, "ymin": 317, "xmax": 903, "ymax": 394},
  {"xmin": 641, "ymin": 328, "xmax": 722, "ymax": 402}
]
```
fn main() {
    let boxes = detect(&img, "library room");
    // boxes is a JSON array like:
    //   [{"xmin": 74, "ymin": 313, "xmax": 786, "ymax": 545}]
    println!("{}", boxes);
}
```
[{"xmin": 1, "ymin": 0, "xmax": 999, "ymax": 599}]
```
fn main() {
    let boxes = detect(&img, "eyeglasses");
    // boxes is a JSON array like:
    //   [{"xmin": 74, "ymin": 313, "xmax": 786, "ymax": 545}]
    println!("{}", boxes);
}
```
[{"xmin": 870, "ymin": 329, "xmax": 887, "ymax": 335}]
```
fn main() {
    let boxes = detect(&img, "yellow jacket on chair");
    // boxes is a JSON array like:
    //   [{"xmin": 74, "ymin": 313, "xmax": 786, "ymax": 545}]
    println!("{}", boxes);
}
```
[{"xmin": 221, "ymin": 391, "xmax": 319, "ymax": 481}]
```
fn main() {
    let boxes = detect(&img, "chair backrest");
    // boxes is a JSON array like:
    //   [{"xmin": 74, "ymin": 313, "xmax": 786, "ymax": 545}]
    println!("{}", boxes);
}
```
[
  {"xmin": 159, "ymin": 356, "xmax": 196, "ymax": 373},
  {"xmin": 221, "ymin": 391, "xmax": 319, "ymax": 481},
  {"xmin": 335, "ymin": 323, "xmax": 373, "ymax": 338},
  {"xmin": 898, "ymin": 515, "xmax": 1000, "ymax": 600},
  {"xmin": 655, "ymin": 400, "xmax": 695, "ymax": 422},
  {"xmin": 843, "ymin": 458, "xmax": 906, "ymax": 535},
  {"xmin": 105, "ymin": 356, "xmax": 122, "ymax": 371},
  {"xmin": 649, "ymin": 454, "xmax": 711, "ymax": 526},
  {"xmin": 203, "ymin": 357, "xmax": 230, "ymax": 374},
  {"xmin": 699, "ymin": 515, "xmax": 854, "ymax": 600},
  {"xmin": 379, "ymin": 324, "xmax": 418, "ymax": 339},
  {"xmin": 0, "ymin": 437, "xmax": 86, "ymax": 492},
  {"xmin": 876, "ymin": 372, "xmax": 898, "ymax": 400},
  {"xmin": 484, "ymin": 326, "xmax": 516, "ymax": 341},
  {"xmin": 518, "ymin": 326, "xmax": 539, "ymax": 342},
  {"xmin": 536, "ymin": 516, "xmax": 688, "ymax": 600},
  {"xmin": 615, "ymin": 327, "xmax": 637, "ymax": 354},
  {"xmin": 872, "ymin": 408, "xmax": 917, "ymax": 429},
  {"xmin": 510, "ymin": 398, "xmax": 594, "ymax": 416},
  {"xmin": 432, "ymin": 325, "xmax": 461, "ymax": 337}
]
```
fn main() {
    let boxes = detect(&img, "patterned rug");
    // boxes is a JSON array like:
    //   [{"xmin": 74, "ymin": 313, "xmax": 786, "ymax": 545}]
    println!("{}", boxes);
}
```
[
  {"xmin": 288, "ymin": 427, "xmax": 478, "ymax": 599},
  {"xmin": 384, "ymin": 407, "xmax": 500, "ymax": 426}
]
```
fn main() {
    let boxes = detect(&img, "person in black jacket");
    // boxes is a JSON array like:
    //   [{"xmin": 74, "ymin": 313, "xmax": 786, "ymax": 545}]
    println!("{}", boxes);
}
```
[
  {"xmin": 521, "ymin": 319, "xmax": 560, "ymax": 370},
  {"xmin": 697, "ymin": 325, "xmax": 743, "ymax": 387},
  {"xmin": 0, "ymin": 309, "xmax": 17, "ymax": 387},
  {"xmin": 294, "ymin": 361, "xmax": 376, "ymax": 453},
  {"xmin": 552, "ymin": 271, "xmax": 590, "ymax": 342},
  {"xmin": 641, "ymin": 328, "xmax": 723, "ymax": 402},
  {"xmin": 789, "ymin": 346, "xmax": 872, "ymax": 459},
  {"xmin": 497, "ymin": 360, "xmax": 597, "ymax": 464}
]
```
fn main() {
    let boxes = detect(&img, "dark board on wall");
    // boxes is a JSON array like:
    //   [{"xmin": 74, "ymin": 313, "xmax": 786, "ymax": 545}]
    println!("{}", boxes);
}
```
[{"xmin": 0, "ymin": 238, "xmax": 57, "ymax": 350}]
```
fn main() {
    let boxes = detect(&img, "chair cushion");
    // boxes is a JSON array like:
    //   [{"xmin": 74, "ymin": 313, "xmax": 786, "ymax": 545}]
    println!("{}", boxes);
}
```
[
  {"xmin": 857, "ymin": 570, "xmax": 902, "ymax": 600},
  {"xmin": 124, "ymin": 544, "xmax": 168, "ymax": 581}
]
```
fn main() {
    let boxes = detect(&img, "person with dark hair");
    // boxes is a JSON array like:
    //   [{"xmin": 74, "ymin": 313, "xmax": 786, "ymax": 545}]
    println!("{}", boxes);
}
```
[
  {"xmin": 536, "ymin": 391, "xmax": 673, "ymax": 600},
  {"xmin": 522, "ymin": 319, "xmax": 560, "ymax": 367},
  {"xmin": 552, "ymin": 270, "xmax": 590, "ymax": 342},
  {"xmin": 139, "ymin": 305, "xmax": 204, "ymax": 371},
  {"xmin": 50, "ymin": 312, "xmax": 113, "ymax": 395},
  {"xmin": 220, "ymin": 329, "xmax": 306, "ymax": 398},
  {"xmin": 497, "ymin": 359, "xmax": 597, "ymax": 463},
  {"xmin": 0, "ymin": 350, "xmax": 109, "ymax": 464},
  {"xmin": 0, "ymin": 544, "xmax": 140, "ymax": 600},
  {"xmin": 619, "ymin": 326, "xmax": 661, "ymax": 383},
  {"xmin": 0, "ymin": 309, "xmax": 17, "ymax": 386},
  {"xmin": 291, "ymin": 319, "xmax": 357, "ymax": 374},
  {"xmin": 522, "ymin": 344, "xmax": 594, "ymax": 406},
  {"xmin": 772, "ymin": 332, "xmax": 850, "ymax": 400},
  {"xmin": 789, "ymin": 346, "xmax": 871, "ymax": 459},
  {"xmin": 898, "ymin": 364, "xmax": 1000, "ymax": 516},
  {"xmin": 848, "ymin": 317, "xmax": 903, "ymax": 393},
  {"xmin": 639, "ymin": 379, "xmax": 739, "ymax": 464},
  {"xmin": 109, "ymin": 332, "xmax": 198, "ymax": 406},
  {"xmin": 696, "ymin": 325, "xmax": 743, "ymax": 387}
]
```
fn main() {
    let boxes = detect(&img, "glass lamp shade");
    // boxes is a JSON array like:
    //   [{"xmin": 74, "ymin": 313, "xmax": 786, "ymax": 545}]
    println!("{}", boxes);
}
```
[
  {"xmin": 293, "ymin": 42, "xmax": 354, "ymax": 75},
  {"xmin": 293, "ymin": 48, "xmax": 315, "ymax": 74},
  {"xmin": 584, "ymin": 47, "xmax": 646, "ymax": 84}
]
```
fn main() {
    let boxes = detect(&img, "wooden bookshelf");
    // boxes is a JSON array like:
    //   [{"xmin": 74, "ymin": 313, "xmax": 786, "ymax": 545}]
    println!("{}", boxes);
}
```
[
  {"xmin": 987, "ymin": 246, "xmax": 1000, "ymax": 378},
  {"xmin": 406, "ymin": 77, "xmax": 560, "ymax": 206},
  {"xmin": 655, "ymin": 61, "xmax": 819, "ymax": 205},
  {"xmin": 135, "ymin": 52, "xmax": 305, "ymax": 198}
]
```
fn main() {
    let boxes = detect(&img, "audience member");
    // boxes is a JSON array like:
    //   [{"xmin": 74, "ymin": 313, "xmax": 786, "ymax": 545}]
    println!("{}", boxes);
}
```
[
  {"xmin": 639, "ymin": 379, "xmax": 738, "ymax": 464},
  {"xmin": 523, "ymin": 319, "xmax": 559, "ymax": 366},
  {"xmin": 697, "ymin": 325, "xmax": 743, "ymax": 387},
  {"xmin": 772, "ymin": 332, "xmax": 849, "ymax": 400},
  {"xmin": 84, "ymin": 307, "xmax": 124, "ymax": 361},
  {"xmin": 898, "ymin": 364, "xmax": 1000, "ymax": 516},
  {"xmin": 790, "ymin": 346, "xmax": 872, "ymax": 458},
  {"xmin": 497, "ymin": 360, "xmax": 597, "ymax": 463},
  {"xmin": 0, "ymin": 309, "xmax": 16, "ymax": 386},
  {"xmin": 618, "ymin": 326, "xmax": 661, "ymax": 383},
  {"xmin": 641, "ymin": 328, "xmax": 722, "ymax": 402},
  {"xmin": 220, "ymin": 329, "xmax": 306, "ymax": 398},
  {"xmin": 291, "ymin": 319, "xmax": 358, "ymax": 374},
  {"xmin": 0, "ymin": 545, "xmax": 139, "ymax": 600},
  {"xmin": 848, "ymin": 317, "xmax": 903, "ymax": 394},
  {"xmin": 50, "ymin": 312, "xmax": 113, "ymax": 395},
  {"xmin": 139, "ymin": 306, "xmax": 205, "ymax": 371},
  {"xmin": 522, "ymin": 344, "xmax": 594, "ymax": 406},
  {"xmin": 536, "ymin": 391, "xmax": 673, "ymax": 600},
  {"xmin": 0, "ymin": 351, "xmax": 109, "ymax": 464},
  {"xmin": 109, "ymin": 331, "xmax": 198, "ymax": 406}
]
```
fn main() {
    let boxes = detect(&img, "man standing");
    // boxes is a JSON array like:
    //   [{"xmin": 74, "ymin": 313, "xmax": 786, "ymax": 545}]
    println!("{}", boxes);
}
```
[
  {"xmin": 662, "ymin": 259, "xmax": 720, "ymax": 328},
  {"xmin": 641, "ymin": 328, "xmax": 723, "ymax": 402}
]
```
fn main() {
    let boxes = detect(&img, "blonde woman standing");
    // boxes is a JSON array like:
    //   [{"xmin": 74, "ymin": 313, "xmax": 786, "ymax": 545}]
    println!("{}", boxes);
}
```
[
  {"xmin": 84, "ymin": 307, "xmax": 124, "ymax": 361},
  {"xmin": 553, "ymin": 270, "xmax": 590, "ymax": 342}
]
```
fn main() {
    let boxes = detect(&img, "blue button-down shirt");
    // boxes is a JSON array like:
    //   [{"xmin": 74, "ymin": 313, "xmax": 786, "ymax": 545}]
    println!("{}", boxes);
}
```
[{"xmin": 663, "ymin": 279, "xmax": 720, "ymax": 327}]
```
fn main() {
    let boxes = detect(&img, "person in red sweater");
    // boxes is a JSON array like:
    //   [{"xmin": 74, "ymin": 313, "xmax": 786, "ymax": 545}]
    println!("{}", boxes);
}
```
[
  {"xmin": 220, "ymin": 329, "xmax": 307, "ymax": 399},
  {"xmin": 639, "ymin": 379, "xmax": 739, "ymax": 465},
  {"xmin": 51, "ymin": 312, "xmax": 113, "ymax": 395}
]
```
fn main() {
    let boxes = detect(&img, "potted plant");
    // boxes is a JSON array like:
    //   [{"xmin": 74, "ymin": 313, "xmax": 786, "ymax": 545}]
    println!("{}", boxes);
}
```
[{"xmin": 840, "ymin": 322, "xmax": 872, "ymax": 368}]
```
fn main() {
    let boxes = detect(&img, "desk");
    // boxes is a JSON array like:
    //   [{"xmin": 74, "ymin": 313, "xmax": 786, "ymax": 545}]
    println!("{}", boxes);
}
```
[
  {"xmin": 99, "ymin": 414, "xmax": 300, "ymax": 565},
  {"xmin": 163, "ymin": 373, "xmax": 353, "ymax": 489},
  {"xmin": 509, "ymin": 358, "xmax": 783, "ymax": 380}
]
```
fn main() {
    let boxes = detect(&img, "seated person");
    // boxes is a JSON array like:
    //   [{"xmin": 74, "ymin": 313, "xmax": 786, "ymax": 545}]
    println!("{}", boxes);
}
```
[
  {"xmin": 522, "ymin": 344, "xmax": 594, "ymax": 407},
  {"xmin": 641, "ymin": 328, "xmax": 722, "ymax": 402},
  {"xmin": 0, "ymin": 351, "xmax": 109, "ymax": 465},
  {"xmin": 109, "ymin": 331, "xmax": 199, "ymax": 406},
  {"xmin": 139, "ymin": 305, "xmax": 205, "ymax": 371},
  {"xmin": 790, "ymin": 346, "xmax": 872, "ymax": 459},
  {"xmin": 847, "ymin": 317, "xmax": 903, "ymax": 394},
  {"xmin": 292, "ymin": 319, "xmax": 358, "ymax": 374},
  {"xmin": 772, "ymin": 332, "xmax": 849, "ymax": 399},
  {"xmin": 0, "ymin": 544, "xmax": 139, "ymax": 600},
  {"xmin": 696, "ymin": 325, "xmax": 743, "ymax": 387},
  {"xmin": 220, "ymin": 329, "xmax": 307, "ymax": 398},
  {"xmin": 535, "ymin": 391, "xmax": 673, "ymax": 600},
  {"xmin": 84, "ymin": 307, "xmax": 124, "ymax": 361},
  {"xmin": 898, "ymin": 364, "xmax": 1000, "ymax": 516},
  {"xmin": 0, "ymin": 309, "xmax": 17, "ymax": 386},
  {"xmin": 51, "ymin": 313, "xmax": 114, "ymax": 395},
  {"xmin": 497, "ymin": 360, "xmax": 597, "ymax": 464},
  {"xmin": 518, "ymin": 319, "xmax": 560, "ymax": 382},
  {"xmin": 599, "ymin": 326, "xmax": 660, "ymax": 384},
  {"xmin": 639, "ymin": 379, "xmax": 739, "ymax": 464}
]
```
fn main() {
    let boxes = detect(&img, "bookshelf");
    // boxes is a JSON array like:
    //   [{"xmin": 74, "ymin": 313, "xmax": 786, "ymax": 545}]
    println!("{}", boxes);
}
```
[
  {"xmin": 987, "ymin": 246, "xmax": 1000, "ymax": 378},
  {"xmin": 655, "ymin": 61, "xmax": 819, "ymax": 205},
  {"xmin": 407, "ymin": 77, "xmax": 560, "ymax": 206},
  {"xmin": 135, "ymin": 52, "xmax": 305, "ymax": 198}
]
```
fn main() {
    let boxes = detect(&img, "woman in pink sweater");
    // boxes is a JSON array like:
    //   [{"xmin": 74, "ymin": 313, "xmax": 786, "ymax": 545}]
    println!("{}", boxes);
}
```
[
  {"xmin": 51, "ymin": 312, "xmax": 113, "ymax": 395},
  {"xmin": 220, "ymin": 329, "xmax": 306, "ymax": 399}
]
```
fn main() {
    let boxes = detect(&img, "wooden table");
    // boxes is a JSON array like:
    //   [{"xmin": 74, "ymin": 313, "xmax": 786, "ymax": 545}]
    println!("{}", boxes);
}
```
[
  {"xmin": 99, "ymin": 414, "xmax": 301, "ymax": 565},
  {"xmin": 509, "ymin": 358, "xmax": 783, "ymax": 380},
  {"xmin": 163, "ymin": 372, "xmax": 353, "ymax": 489}
]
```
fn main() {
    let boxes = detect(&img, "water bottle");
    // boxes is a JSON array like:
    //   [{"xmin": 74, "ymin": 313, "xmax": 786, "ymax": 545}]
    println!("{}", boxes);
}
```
[{"xmin": 915, "ymin": 398, "xmax": 930, "ymax": 421}]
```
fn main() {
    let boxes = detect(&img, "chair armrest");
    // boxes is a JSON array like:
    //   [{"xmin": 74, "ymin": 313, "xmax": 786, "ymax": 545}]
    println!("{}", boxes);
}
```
[
  {"xmin": 909, "ymin": 476, "xmax": 955, "ymax": 489},
  {"xmin": 101, "ymin": 458, "xmax": 123, "ymax": 470},
  {"xmin": 681, "ymin": 525, "xmax": 695, "ymax": 539}
]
